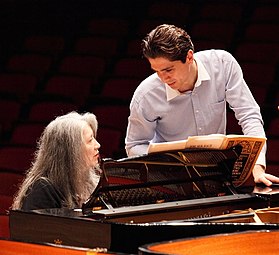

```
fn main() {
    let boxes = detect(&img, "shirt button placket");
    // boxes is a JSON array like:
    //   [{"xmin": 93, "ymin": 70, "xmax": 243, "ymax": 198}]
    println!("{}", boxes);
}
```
[{"xmin": 192, "ymin": 91, "xmax": 203, "ymax": 135}]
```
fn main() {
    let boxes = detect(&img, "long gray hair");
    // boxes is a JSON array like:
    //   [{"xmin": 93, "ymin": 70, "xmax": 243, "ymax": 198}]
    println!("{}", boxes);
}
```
[{"xmin": 12, "ymin": 111, "xmax": 100, "ymax": 209}]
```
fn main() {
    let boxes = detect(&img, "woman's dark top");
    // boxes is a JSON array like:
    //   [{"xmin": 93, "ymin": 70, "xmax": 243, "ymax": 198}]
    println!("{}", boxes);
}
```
[{"xmin": 21, "ymin": 178, "xmax": 66, "ymax": 211}]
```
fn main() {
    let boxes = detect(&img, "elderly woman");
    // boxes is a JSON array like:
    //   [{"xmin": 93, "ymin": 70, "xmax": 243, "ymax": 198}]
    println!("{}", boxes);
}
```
[{"xmin": 12, "ymin": 111, "xmax": 101, "ymax": 211}]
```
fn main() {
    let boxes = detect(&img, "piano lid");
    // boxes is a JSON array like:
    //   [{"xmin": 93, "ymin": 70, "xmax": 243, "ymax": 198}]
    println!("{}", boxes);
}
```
[{"xmin": 82, "ymin": 146, "xmax": 243, "ymax": 215}]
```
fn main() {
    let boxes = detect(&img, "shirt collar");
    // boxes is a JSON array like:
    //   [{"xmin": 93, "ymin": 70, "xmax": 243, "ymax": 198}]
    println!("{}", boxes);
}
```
[{"xmin": 165, "ymin": 56, "xmax": 211, "ymax": 101}]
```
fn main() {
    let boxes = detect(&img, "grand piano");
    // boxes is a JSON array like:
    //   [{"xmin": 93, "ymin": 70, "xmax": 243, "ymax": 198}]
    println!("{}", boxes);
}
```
[{"xmin": 9, "ymin": 143, "xmax": 279, "ymax": 254}]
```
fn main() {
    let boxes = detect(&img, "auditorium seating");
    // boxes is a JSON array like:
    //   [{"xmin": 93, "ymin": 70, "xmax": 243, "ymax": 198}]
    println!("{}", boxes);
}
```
[
  {"xmin": 0, "ymin": 99, "xmax": 22, "ymax": 137},
  {"xmin": 198, "ymin": 2, "xmax": 244, "ymax": 22},
  {"xmin": 74, "ymin": 36, "xmax": 120, "ymax": 59},
  {"xmin": 87, "ymin": 18, "xmax": 130, "ymax": 38},
  {"xmin": 100, "ymin": 77, "xmax": 140, "ymax": 102},
  {"xmin": 0, "ymin": 3, "xmax": 277, "ymax": 250},
  {"xmin": 0, "ymin": 0, "xmax": 278, "ymax": 180},
  {"xmin": 146, "ymin": 2, "xmax": 191, "ymax": 24},
  {"xmin": 243, "ymin": 23, "xmax": 279, "ymax": 43},
  {"xmin": 241, "ymin": 62, "xmax": 276, "ymax": 93},
  {"xmin": 112, "ymin": 57, "xmax": 152, "ymax": 80},
  {"xmin": 250, "ymin": 4, "xmax": 279, "ymax": 22},
  {"xmin": 58, "ymin": 55, "xmax": 106, "ymax": 79},
  {"xmin": 194, "ymin": 40, "xmax": 227, "ymax": 52},
  {"xmin": 0, "ymin": 215, "xmax": 9, "ymax": 238},
  {"xmin": 27, "ymin": 101, "xmax": 77, "ymax": 123},
  {"xmin": 125, "ymin": 39, "xmax": 142, "ymax": 58},
  {"xmin": 136, "ymin": 19, "xmax": 167, "ymax": 38},
  {"xmin": 0, "ymin": 172, "xmax": 24, "ymax": 215},
  {"xmin": 266, "ymin": 139, "xmax": 279, "ymax": 167},
  {"xmin": 22, "ymin": 35, "xmax": 65, "ymax": 57},
  {"xmin": 9, "ymin": 122, "xmax": 45, "ymax": 147},
  {"xmin": 43, "ymin": 75, "xmax": 93, "ymax": 107},
  {"xmin": 89, "ymin": 104, "xmax": 130, "ymax": 132},
  {"xmin": 0, "ymin": 73, "xmax": 38, "ymax": 103},
  {"xmin": 0, "ymin": 145, "xmax": 34, "ymax": 174},
  {"xmin": 234, "ymin": 42, "xmax": 279, "ymax": 64},
  {"xmin": 5, "ymin": 54, "xmax": 53, "ymax": 80},
  {"xmin": 0, "ymin": 195, "xmax": 14, "ymax": 215},
  {"xmin": 25, "ymin": 94, "xmax": 78, "ymax": 123},
  {"xmin": 191, "ymin": 21, "xmax": 237, "ymax": 49},
  {"xmin": 97, "ymin": 126, "xmax": 124, "ymax": 158},
  {"xmin": 267, "ymin": 116, "xmax": 279, "ymax": 138}
]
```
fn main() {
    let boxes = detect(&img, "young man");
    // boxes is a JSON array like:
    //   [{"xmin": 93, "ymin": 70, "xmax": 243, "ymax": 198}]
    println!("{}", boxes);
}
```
[{"xmin": 125, "ymin": 24, "xmax": 279, "ymax": 186}]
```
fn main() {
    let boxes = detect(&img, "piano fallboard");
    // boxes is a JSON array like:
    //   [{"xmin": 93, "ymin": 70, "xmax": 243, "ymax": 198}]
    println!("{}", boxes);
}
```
[{"xmin": 84, "ymin": 193, "xmax": 267, "ymax": 223}]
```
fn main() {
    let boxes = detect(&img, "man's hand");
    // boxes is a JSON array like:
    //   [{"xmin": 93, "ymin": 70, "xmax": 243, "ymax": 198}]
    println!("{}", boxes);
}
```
[{"xmin": 253, "ymin": 164, "xmax": 279, "ymax": 186}]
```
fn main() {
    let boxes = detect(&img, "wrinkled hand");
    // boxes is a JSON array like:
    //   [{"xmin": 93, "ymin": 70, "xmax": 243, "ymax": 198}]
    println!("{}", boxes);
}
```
[{"xmin": 253, "ymin": 164, "xmax": 279, "ymax": 186}]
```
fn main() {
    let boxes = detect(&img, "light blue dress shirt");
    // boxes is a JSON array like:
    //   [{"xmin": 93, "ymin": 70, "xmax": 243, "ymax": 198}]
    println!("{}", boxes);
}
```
[{"xmin": 125, "ymin": 50, "xmax": 266, "ymax": 166}]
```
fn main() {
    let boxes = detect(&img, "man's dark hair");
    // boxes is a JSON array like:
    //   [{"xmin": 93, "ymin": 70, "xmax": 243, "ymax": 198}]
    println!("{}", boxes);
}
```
[{"xmin": 142, "ymin": 24, "xmax": 194, "ymax": 63}]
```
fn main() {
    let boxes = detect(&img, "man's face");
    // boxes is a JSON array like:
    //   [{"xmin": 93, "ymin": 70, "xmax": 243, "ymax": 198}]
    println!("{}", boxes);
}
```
[{"xmin": 148, "ymin": 55, "xmax": 193, "ymax": 92}]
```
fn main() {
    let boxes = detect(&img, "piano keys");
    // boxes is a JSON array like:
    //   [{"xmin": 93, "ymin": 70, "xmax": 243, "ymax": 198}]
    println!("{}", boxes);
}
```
[{"xmin": 81, "ymin": 146, "xmax": 277, "ymax": 222}]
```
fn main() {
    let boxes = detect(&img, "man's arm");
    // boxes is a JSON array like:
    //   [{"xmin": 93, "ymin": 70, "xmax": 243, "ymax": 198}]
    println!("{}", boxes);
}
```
[
  {"xmin": 125, "ymin": 100, "xmax": 157, "ymax": 157},
  {"xmin": 253, "ymin": 164, "xmax": 279, "ymax": 186}
]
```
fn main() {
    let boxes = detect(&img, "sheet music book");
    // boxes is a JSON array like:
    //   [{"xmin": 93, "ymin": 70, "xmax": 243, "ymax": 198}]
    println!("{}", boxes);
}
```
[{"xmin": 148, "ymin": 134, "xmax": 266, "ymax": 186}]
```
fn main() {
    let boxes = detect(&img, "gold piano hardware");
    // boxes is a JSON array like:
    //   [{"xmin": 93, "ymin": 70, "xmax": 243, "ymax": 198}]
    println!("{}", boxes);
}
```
[
  {"xmin": 86, "ymin": 247, "xmax": 108, "ymax": 254},
  {"xmin": 92, "ymin": 207, "xmax": 103, "ymax": 211},
  {"xmin": 155, "ymin": 199, "xmax": 165, "ymax": 204},
  {"xmin": 232, "ymin": 207, "xmax": 279, "ymax": 224},
  {"xmin": 54, "ymin": 239, "xmax": 63, "ymax": 245}
]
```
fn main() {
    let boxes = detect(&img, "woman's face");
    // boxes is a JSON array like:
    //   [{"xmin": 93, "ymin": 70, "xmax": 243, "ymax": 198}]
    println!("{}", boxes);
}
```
[{"xmin": 82, "ymin": 124, "xmax": 100, "ymax": 168}]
